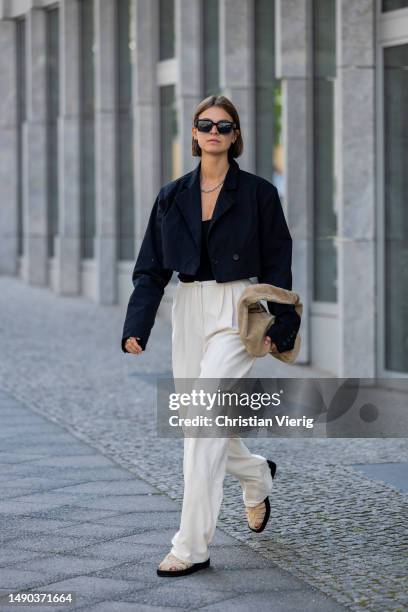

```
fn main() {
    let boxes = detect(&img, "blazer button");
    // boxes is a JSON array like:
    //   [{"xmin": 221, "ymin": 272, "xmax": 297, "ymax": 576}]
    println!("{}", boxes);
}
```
[
  {"xmin": 232, "ymin": 253, "xmax": 239, "ymax": 261},
  {"xmin": 212, "ymin": 258, "xmax": 218, "ymax": 265}
]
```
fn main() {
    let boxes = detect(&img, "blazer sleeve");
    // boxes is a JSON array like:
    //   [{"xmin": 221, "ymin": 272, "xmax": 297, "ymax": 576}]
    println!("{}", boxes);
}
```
[
  {"xmin": 257, "ymin": 183, "xmax": 294, "ymax": 316},
  {"xmin": 121, "ymin": 192, "xmax": 173, "ymax": 353},
  {"xmin": 257, "ymin": 183, "xmax": 301, "ymax": 352}
]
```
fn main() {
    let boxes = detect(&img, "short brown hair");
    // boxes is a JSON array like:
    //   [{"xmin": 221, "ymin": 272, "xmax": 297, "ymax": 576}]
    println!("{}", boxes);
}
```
[{"xmin": 192, "ymin": 95, "xmax": 243, "ymax": 160}]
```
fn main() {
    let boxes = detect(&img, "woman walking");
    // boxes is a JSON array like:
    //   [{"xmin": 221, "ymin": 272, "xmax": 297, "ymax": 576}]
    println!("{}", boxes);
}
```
[{"xmin": 121, "ymin": 95, "xmax": 301, "ymax": 577}]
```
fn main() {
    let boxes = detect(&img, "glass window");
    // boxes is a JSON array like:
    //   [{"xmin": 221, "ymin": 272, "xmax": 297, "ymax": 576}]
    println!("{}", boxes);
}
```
[
  {"xmin": 254, "ymin": 0, "xmax": 283, "ymax": 197},
  {"xmin": 383, "ymin": 44, "xmax": 408, "ymax": 373},
  {"xmin": 80, "ymin": 0, "xmax": 95, "ymax": 259},
  {"xmin": 159, "ymin": 0, "xmax": 175, "ymax": 60},
  {"xmin": 117, "ymin": 0, "xmax": 135, "ymax": 261},
  {"xmin": 160, "ymin": 85, "xmax": 180, "ymax": 185},
  {"xmin": 203, "ymin": 0, "xmax": 220, "ymax": 96},
  {"xmin": 16, "ymin": 18, "xmax": 26, "ymax": 257},
  {"xmin": 312, "ymin": 0, "xmax": 337, "ymax": 303},
  {"xmin": 382, "ymin": 0, "xmax": 408, "ymax": 11},
  {"xmin": 46, "ymin": 8, "xmax": 59, "ymax": 258}
]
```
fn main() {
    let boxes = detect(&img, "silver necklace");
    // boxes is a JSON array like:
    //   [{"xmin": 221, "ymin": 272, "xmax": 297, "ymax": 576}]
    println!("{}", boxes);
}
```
[
  {"xmin": 200, "ymin": 180, "xmax": 224, "ymax": 193},
  {"xmin": 200, "ymin": 171, "xmax": 228, "ymax": 193}
]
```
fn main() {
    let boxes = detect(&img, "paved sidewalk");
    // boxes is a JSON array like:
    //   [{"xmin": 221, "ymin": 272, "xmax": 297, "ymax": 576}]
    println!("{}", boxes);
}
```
[
  {"xmin": 0, "ymin": 389, "xmax": 345, "ymax": 611},
  {"xmin": 0, "ymin": 277, "xmax": 407, "ymax": 611}
]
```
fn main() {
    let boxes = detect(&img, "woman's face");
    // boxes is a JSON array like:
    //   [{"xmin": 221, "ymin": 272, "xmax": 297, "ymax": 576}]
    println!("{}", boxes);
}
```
[{"xmin": 192, "ymin": 106, "xmax": 239, "ymax": 159}]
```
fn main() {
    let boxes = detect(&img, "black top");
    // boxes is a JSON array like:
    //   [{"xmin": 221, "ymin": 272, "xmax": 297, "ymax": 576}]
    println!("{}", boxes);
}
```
[
  {"xmin": 177, "ymin": 219, "xmax": 214, "ymax": 282},
  {"xmin": 176, "ymin": 220, "xmax": 301, "ymax": 352}
]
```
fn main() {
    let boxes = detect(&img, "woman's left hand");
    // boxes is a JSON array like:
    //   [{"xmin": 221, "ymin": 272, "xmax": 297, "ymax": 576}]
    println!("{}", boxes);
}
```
[{"xmin": 264, "ymin": 336, "xmax": 279, "ymax": 354}]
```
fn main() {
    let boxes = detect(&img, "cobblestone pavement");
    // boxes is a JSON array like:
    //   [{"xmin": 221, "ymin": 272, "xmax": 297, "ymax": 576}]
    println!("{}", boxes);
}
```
[
  {"xmin": 0, "ymin": 277, "xmax": 407, "ymax": 611},
  {"xmin": 0, "ymin": 389, "xmax": 344, "ymax": 612}
]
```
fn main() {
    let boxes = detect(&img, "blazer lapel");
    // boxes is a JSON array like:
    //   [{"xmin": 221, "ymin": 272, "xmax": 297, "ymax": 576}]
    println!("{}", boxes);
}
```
[
  {"xmin": 174, "ymin": 158, "xmax": 240, "ymax": 252},
  {"xmin": 174, "ymin": 163, "xmax": 202, "ymax": 253}
]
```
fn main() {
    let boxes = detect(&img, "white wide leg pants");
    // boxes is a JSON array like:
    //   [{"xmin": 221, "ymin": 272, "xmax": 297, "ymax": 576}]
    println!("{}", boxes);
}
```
[{"xmin": 170, "ymin": 279, "xmax": 274, "ymax": 564}]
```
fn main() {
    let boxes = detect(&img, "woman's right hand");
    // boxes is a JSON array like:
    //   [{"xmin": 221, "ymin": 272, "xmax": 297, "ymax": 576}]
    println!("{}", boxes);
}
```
[{"xmin": 125, "ymin": 337, "xmax": 143, "ymax": 354}]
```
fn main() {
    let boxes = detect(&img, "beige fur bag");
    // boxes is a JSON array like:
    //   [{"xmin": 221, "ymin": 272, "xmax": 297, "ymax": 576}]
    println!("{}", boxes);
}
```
[{"xmin": 237, "ymin": 283, "xmax": 303, "ymax": 363}]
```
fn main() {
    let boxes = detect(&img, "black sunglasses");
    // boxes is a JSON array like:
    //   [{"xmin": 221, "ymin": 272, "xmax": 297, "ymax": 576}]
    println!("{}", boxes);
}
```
[{"xmin": 195, "ymin": 119, "xmax": 236, "ymax": 134}]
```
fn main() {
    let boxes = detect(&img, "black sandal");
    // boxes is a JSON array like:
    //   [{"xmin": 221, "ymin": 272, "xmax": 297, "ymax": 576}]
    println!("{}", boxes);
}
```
[
  {"xmin": 157, "ymin": 553, "xmax": 211, "ymax": 577},
  {"xmin": 246, "ymin": 459, "xmax": 277, "ymax": 533}
]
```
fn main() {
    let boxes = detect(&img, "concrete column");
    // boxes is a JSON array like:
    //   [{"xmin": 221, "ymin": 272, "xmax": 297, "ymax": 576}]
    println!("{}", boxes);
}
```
[
  {"xmin": 55, "ymin": 0, "xmax": 81, "ymax": 295},
  {"xmin": 131, "ymin": 0, "xmax": 159, "ymax": 254},
  {"xmin": 175, "ymin": 0, "xmax": 202, "ymax": 174},
  {"xmin": 276, "ymin": 0, "xmax": 313, "ymax": 365},
  {"xmin": 0, "ymin": 20, "xmax": 18, "ymax": 275},
  {"xmin": 219, "ymin": 0, "xmax": 255, "ymax": 172},
  {"xmin": 94, "ymin": 0, "xmax": 117, "ymax": 304},
  {"xmin": 22, "ymin": 7, "xmax": 47, "ymax": 285},
  {"xmin": 335, "ymin": 0, "xmax": 375, "ymax": 377}
]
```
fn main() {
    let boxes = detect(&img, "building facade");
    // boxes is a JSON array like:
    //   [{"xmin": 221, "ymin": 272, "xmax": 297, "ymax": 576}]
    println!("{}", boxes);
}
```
[{"xmin": 0, "ymin": 0, "xmax": 407, "ymax": 378}]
